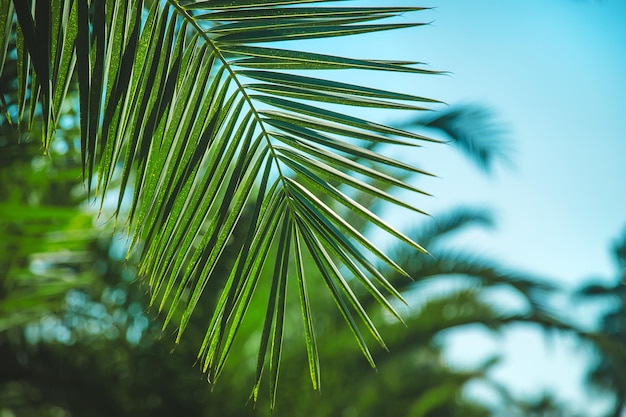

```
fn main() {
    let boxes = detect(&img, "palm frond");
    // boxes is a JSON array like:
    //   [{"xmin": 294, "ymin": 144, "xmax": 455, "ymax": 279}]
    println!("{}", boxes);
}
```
[
  {"xmin": 4, "ymin": 0, "xmax": 440, "ymax": 401},
  {"xmin": 339, "ymin": 104, "xmax": 511, "ymax": 233},
  {"xmin": 398, "ymin": 103, "xmax": 511, "ymax": 172},
  {"xmin": 410, "ymin": 206, "xmax": 495, "ymax": 249},
  {"xmin": 409, "ymin": 250, "xmax": 557, "ymax": 312}
]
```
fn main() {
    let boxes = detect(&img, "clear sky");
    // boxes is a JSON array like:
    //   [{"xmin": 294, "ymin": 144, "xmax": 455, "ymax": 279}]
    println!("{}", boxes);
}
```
[
  {"xmin": 323, "ymin": 0, "xmax": 626, "ymax": 414},
  {"xmin": 406, "ymin": 0, "xmax": 626, "ymax": 283}
]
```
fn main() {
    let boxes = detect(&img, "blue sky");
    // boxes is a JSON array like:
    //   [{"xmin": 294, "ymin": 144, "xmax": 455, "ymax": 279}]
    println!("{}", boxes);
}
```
[
  {"xmin": 409, "ymin": 0, "xmax": 626, "ymax": 282},
  {"xmin": 324, "ymin": 0, "xmax": 626, "ymax": 413}
]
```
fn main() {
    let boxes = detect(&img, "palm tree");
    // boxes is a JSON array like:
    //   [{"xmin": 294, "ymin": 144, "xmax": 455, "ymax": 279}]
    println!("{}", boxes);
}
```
[{"xmin": 1, "ymin": 3, "xmax": 443, "ymax": 401}]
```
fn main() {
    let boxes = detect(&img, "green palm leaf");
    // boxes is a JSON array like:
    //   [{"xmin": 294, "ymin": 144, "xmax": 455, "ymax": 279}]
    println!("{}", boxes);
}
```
[
  {"xmin": 398, "ymin": 103, "xmax": 511, "ymax": 172},
  {"xmin": 4, "ymin": 0, "xmax": 440, "ymax": 401}
]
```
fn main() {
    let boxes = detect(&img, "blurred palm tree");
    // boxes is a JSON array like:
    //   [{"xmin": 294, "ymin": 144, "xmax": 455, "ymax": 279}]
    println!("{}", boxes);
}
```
[
  {"xmin": 398, "ymin": 103, "xmax": 511, "ymax": 173},
  {"xmin": 577, "ymin": 229, "xmax": 626, "ymax": 417}
]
